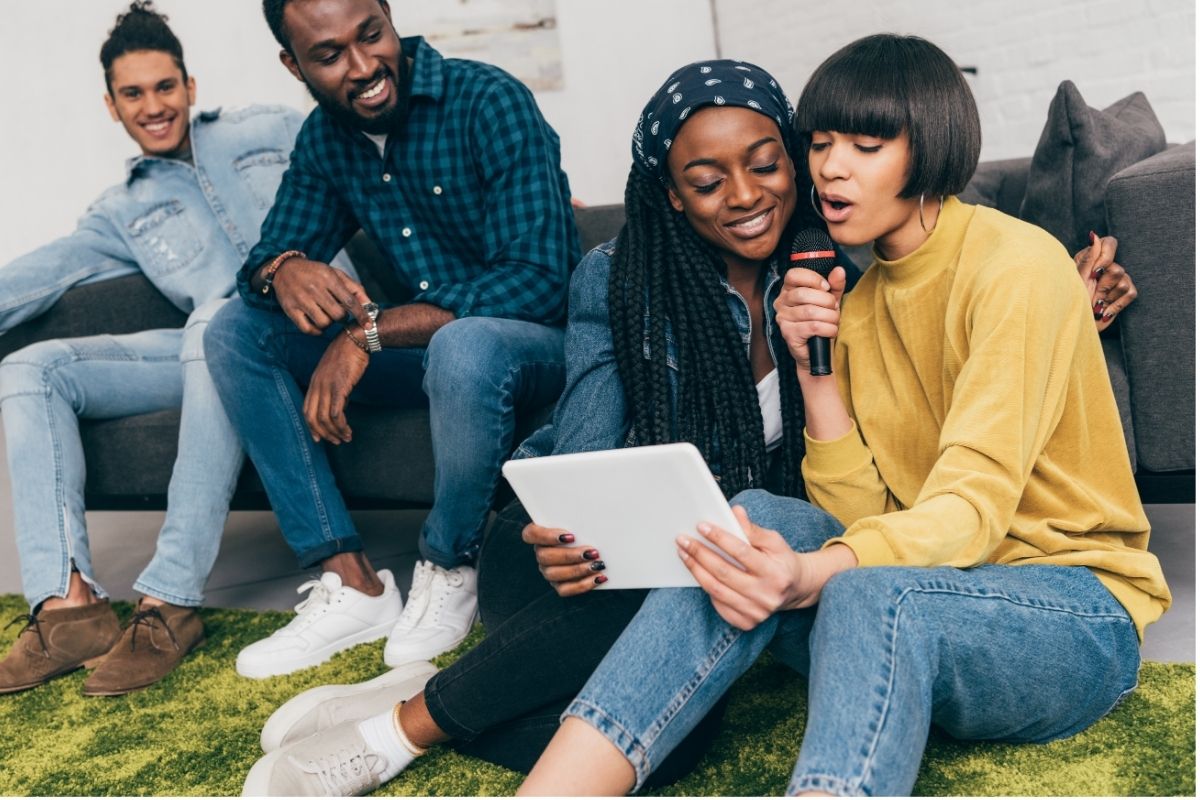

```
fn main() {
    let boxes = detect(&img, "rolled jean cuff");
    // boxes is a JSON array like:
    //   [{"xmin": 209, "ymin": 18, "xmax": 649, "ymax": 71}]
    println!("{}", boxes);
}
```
[
  {"xmin": 563, "ymin": 698, "xmax": 654, "ymax": 792},
  {"xmin": 787, "ymin": 773, "xmax": 861, "ymax": 797},
  {"xmin": 423, "ymin": 672, "xmax": 484, "ymax": 742},
  {"xmin": 295, "ymin": 536, "xmax": 363, "ymax": 569},
  {"xmin": 418, "ymin": 536, "xmax": 469, "ymax": 571}
]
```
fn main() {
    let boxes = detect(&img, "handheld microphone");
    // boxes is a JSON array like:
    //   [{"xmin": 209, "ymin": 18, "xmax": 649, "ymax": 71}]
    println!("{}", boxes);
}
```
[{"xmin": 788, "ymin": 228, "xmax": 838, "ymax": 376}]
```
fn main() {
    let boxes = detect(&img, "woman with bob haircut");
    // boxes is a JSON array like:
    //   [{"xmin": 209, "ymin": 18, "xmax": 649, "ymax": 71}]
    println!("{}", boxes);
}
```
[{"xmin": 518, "ymin": 34, "xmax": 1169, "ymax": 797}]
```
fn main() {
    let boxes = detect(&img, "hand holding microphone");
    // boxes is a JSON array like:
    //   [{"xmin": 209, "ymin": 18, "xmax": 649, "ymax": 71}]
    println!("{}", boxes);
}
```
[{"xmin": 775, "ymin": 228, "xmax": 846, "ymax": 376}]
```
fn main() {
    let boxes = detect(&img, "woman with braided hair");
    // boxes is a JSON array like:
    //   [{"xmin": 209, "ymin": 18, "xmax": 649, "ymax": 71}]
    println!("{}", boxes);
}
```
[
  {"xmin": 241, "ymin": 51, "xmax": 1146, "ymax": 797},
  {"xmin": 242, "ymin": 58, "xmax": 844, "ymax": 796}
]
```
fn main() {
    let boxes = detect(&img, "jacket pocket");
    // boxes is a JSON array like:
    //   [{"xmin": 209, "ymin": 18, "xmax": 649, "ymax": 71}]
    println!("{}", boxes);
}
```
[
  {"xmin": 234, "ymin": 148, "xmax": 289, "ymax": 209},
  {"xmin": 127, "ymin": 200, "xmax": 202, "ymax": 276}
]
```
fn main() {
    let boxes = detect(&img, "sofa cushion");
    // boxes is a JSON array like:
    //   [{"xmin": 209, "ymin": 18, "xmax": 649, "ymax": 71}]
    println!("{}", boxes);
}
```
[{"xmin": 1019, "ymin": 81, "xmax": 1166, "ymax": 252}]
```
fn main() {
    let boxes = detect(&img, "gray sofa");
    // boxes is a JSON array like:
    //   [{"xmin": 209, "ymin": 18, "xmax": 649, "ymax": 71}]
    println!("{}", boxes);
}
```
[{"xmin": 0, "ymin": 147, "xmax": 1191, "ymax": 509}]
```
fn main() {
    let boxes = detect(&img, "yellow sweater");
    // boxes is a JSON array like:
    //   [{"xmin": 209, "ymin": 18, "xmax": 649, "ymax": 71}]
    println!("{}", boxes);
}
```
[{"xmin": 802, "ymin": 197, "xmax": 1170, "ymax": 639}]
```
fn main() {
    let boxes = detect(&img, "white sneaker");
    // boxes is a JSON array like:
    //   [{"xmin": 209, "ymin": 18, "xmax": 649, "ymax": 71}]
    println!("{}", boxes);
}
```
[
  {"xmin": 237, "ymin": 570, "xmax": 402, "ymax": 679},
  {"xmin": 260, "ymin": 660, "xmax": 437, "ymax": 752},
  {"xmin": 383, "ymin": 561, "xmax": 478, "ymax": 665},
  {"xmin": 243, "ymin": 721, "xmax": 391, "ymax": 796}
]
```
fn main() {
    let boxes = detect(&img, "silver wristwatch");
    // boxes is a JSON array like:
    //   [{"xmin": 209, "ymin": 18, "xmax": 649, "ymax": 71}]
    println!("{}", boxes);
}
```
[{"xmin": 362, "ymin": 302, "xmax": 382, "ymax": 353}]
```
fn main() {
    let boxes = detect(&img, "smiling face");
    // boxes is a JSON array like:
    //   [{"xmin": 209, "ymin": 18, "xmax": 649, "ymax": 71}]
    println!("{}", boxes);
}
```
[
  {"xmin": 279, "ymin": 0, "xmax": 405, "ymax": 135},
  {"xmin": 808, "ymin": 130, "xmax": 935, "ymax": 261},
  {"xmin": 104, "ymin": 49, "xmax": 195, "ymax": 158},
  {"xmin": 665, "ymin": 106, "xmax": 797, "ymax": 274}
]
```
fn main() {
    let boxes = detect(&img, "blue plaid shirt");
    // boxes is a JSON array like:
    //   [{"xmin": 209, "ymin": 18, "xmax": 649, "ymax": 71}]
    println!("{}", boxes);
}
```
[{"xmin": 239, "ymin": 37, "xmax": 579, "ymax": 324}]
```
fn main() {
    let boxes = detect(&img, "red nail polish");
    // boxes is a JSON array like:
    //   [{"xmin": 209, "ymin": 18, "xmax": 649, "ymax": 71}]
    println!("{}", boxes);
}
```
[
  {"xmin": 594, "ymin": 575, "xmax": 608, "ymax": 585},
  {"xmin": 582, "ymin": 549, "xmax": 599, "ymax": 562},
  {"xmin": 1089, "ymin": 231, "xmax": 1098, "ymax": 244},
  {"xmin": 558, "ymin": 533, "xmax": 575, "ymax": 544}
]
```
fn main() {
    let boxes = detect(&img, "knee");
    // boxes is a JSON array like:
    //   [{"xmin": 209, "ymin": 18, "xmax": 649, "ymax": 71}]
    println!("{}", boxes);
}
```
[
  {"xmin": 423, "ymin": 317, "xmax": 513, "ymax": 396},
  {"xmin": 202, "ymin": 300, "xmax": 262, "ymax": 368},
  {"xmin": 182, "ymin": 298, "xmax": 232, "ymax": 364},
  {"xmin": 0, "ymin": 341, "xmax": 72, "ymax": 403},
  {"xmin": 728, "ymin": 489, "xmax": 844, "ymax": 553}
]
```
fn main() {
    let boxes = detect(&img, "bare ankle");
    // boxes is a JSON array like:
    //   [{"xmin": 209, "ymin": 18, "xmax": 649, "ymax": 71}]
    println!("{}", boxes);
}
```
[
  {"xmin": 41, "ymin": 572, "xmax": 100, "ymax": 610},
  {"xmin": 397, "ymin": 691, "xmax": 449, "ymax": 750},
  {"xmin": 321, "ymin": 552, "xmax": 384, "ymax": 596}
]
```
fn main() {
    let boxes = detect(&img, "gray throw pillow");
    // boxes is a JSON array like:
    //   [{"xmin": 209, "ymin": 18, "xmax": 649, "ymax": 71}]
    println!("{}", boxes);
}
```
[{"xmin": 1019, "ymin": 80, "xmax": 1166, "ymax": 252}]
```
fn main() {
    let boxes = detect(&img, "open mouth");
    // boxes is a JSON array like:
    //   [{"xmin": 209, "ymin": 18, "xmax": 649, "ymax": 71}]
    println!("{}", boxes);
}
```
[
  {"xmin": 352, "ymin": 74, "xmax": 392, "ymax": 109},
  {"xmin": 141, "ymin": 118, "xmax": 175, "ymax": 137},
  {"xmin": 726, "ymin": 207, "xmax": 775, "ymax": 238},
  {"xmin": 820, "ymin": 194, "xmax": 854, "ymax": 222}
]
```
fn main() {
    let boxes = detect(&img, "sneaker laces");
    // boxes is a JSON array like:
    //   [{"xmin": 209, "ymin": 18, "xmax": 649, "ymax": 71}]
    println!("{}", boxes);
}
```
[
  {"xmin": 128, "ymin": 607, "xmax": 179, "ymax": 652},
  {"xmin": 291, "ymin": 743, "xmax": 387, "ymax": 795},
  {"xmin": 396, "ymin": 562, "xmax": 434, "ymax": 627},
  {"xmin": 5, "ymin": 613, "xmax": 48, "ymax": 657},
  {"xmin": 402, "ymin": 564, "xmax": 465, "ymax": 629},
  {"xmin": 291, "ymin": 574, "xmax": 341, "ymax": 624}
]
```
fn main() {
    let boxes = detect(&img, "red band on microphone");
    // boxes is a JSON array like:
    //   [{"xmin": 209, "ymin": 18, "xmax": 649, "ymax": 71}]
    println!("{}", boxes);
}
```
[{"xmin": 790, "ymin": 250, "xmax": 836, "ymax": 262}]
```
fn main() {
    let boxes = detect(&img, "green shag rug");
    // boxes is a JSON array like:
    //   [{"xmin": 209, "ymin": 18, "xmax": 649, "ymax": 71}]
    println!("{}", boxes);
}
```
[{"xmin": 0, "ymin": 596, "xmax": 1193, "ymax": 796}]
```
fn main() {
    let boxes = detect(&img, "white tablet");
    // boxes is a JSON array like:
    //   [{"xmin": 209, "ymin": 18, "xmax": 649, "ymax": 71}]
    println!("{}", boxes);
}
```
[{"xmin": 500, "ymin": 443, "xmax": 746, "ymax": 589}]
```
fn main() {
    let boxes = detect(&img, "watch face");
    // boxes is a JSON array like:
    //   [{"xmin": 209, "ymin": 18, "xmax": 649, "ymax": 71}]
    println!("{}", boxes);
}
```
[{"xmin": 362, "ymin": 302, "xmax": 380, "ymax": 320}]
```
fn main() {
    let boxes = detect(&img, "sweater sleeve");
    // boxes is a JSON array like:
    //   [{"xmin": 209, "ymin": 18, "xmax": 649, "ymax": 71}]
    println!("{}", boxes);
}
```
[{"xmin": 823, "ymin": 250, "xmax": 1090, "ymax": 568}]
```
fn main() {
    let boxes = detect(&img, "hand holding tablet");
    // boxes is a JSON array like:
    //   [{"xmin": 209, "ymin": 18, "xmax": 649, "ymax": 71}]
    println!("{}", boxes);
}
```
[{"xmin": 501, "ymin": 443, "xmax": 748, "ymax": 589}]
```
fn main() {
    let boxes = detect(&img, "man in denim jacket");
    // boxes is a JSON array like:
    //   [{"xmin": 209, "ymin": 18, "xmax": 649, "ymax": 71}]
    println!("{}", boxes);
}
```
[{"xmin": 0, "ymin": 2, "xmax": 334, "ymax": 696}]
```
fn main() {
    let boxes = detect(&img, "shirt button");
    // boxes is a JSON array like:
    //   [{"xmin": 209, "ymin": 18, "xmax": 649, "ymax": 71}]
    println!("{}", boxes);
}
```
[
  {"xmin": 402, "ymin": 227, "xmax": 412, "ymax": 238},
  {"xmin": 382, "ymin": 173, "xmax": 392, "ymax": 182},
  {"xmin": 433, "ymin": 185, "xmax": 443, "ymax": 195},
  {"xmin": 419, "ymin": 280, "xmax": 430, "ymax": 290}
]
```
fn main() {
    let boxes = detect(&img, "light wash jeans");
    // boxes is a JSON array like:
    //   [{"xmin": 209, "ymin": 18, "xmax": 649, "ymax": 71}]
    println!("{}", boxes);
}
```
[
  {"xmin": 203, "ymin": 302, "xmax": 565, "ymax": 570},
  {"xmin": 0, "ymin": 298, "xmax": 243, "ymax": 609},
  {"xmin": 566, "ymin": 489, "xmax": 1142, "ymax": 796}
]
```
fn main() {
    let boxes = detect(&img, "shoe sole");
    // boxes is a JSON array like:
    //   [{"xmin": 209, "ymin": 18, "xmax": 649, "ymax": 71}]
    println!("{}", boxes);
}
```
[
  {"xmin": 383, "ymin": 615, "xmax": 478, "ymax": 667},
  {"xmin": 80, "ymin": 637, "xmax": 207, "ymax": 697},
  {"xmin": 260, "ymin": 659, "xmax": 437, "ymax": 753},
  {"xmin": 236, "ymin": 619, "xmax": 397, "ymax": 680},
  {"xmin": 242, "ymin": 748, "xmax": 285, "ymax": 796}
]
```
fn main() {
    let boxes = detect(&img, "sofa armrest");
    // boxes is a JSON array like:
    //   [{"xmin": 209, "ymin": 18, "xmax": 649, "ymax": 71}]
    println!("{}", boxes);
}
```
[
  {"xmin": 1106, "ymin": 142, "xmax": 1196, "ymax": 472},
  {"xmin": 0, "ymin": 274, "xmax": 187, "ymax": 361}
]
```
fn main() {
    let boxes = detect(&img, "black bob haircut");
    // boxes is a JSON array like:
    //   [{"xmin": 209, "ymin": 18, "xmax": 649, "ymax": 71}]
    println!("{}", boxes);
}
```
[
  {"xmin": 262, "ymin": 0, "xmax": 386, "ymax": 52},
  {"xmin": 793, "ymin": 34, "xmax": 981, "ymax": 198},
  {"xmin": 99, "ymin": 1, "xmax": 188, "ymax": 94}
]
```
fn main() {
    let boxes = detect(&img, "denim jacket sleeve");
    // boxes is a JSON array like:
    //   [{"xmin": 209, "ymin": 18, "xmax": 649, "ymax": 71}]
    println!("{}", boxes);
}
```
[
  {"xmin": 237, "ymin": 116, "xmax": 359, "ymax": 309},
  {"xmin": 0, "ymin": 202, "xmax": 139, "ymax": 335},
  {"xmin": 539, "ymin": 242, "xmax": 630, "ymax": 456}
]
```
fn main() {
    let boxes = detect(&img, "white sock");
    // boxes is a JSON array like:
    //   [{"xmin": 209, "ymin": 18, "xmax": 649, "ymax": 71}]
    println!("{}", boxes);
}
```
[{"xmin": 357, "ymin": 707, "xmax": 423, "ymax": 782}]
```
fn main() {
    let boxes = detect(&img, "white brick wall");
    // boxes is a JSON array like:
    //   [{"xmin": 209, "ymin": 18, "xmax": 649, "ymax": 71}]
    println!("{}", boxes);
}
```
[{"xmin": 713, "ymin": 0, "xmax": 1195, "ymax": 161}]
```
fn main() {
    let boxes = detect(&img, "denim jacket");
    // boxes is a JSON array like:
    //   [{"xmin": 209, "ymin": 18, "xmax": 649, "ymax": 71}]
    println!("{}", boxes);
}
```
[
  {"xmin": 514, "ymin": 239, "xmax": 794, "ymax": 463},
  {"xmin": 0, "ymin": 105, "xmax": 316, "ymax": 334}
]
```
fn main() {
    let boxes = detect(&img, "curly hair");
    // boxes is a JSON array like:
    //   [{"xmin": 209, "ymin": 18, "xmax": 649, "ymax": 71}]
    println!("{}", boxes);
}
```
[
  {"xmin": 99, "ymin": 1, "xmax": 187, "ymax": 94},
  {"xmin": 609, "ymin": 166, "xmax": 817, "ymax": 500},
  {"xmin": 262, "ymin": 0, "xmax": 386, "ymax": 52}
]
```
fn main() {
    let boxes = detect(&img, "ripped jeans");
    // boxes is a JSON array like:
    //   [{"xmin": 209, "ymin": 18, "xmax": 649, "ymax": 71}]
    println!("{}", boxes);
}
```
[
  {"xmin": 565, "ymin": 489, "xmax": 1142, "ymax": 796},
  {"xmin": 0, "ymin": 298, "xmax": 242, "ymax": 609}
]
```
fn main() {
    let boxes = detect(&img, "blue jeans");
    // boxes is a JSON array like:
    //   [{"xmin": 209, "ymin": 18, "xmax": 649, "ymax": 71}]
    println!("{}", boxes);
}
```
[
  {"xmin": 203, "ymin": 302, "xmax": 565, "ymax": 569},
  {"xmin": 566, "ymin": 489, "xmax": 1142, "ymax": 796},
  {"xmin": 0, "ymin": 299, "xmax": 242, "ymax": 608}
]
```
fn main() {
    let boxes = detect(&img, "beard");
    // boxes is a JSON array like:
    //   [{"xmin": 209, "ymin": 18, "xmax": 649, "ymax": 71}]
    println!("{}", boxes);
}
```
[{"xmin": 305, "ymin": 53, "xmax": 411, "ymax": 136}]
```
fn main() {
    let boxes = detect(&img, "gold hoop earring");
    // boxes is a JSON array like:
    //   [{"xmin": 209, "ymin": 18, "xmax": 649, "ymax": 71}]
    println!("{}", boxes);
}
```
[
  {"xmin": 918, "ymin": 193, "xmax": 945, "ymax": 233},
  {"xmin": 810, "ymin": 185, "xmax": 827, "ymax": 221}
]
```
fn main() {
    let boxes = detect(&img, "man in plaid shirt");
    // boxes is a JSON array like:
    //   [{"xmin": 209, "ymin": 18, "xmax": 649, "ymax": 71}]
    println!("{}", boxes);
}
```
[{"xmin": 204, "ymin": 0, "xmax": 579, "ymax": 678}]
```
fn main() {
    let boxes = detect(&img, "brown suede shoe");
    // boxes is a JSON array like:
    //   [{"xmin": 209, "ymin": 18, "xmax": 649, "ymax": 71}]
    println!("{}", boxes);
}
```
[
  {"xmin": 82, "ymin": 600, "xmax": 205, "ymax": 696},
  {"xmin": 0, "ymin": 601, "xmax": 122, "ymax": 694}
]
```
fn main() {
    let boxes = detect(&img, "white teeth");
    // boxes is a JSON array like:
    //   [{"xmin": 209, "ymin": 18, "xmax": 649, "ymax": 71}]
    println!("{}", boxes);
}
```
[
  {"xmin": 731, "ymin": 209, "xmax": 770, "ymax": 229},
  {"xmin": 358, "ymin": 79, "xmax": 385, "ymax": 100},
  {"xmin": 145, "ymin": 120, "xmax": 170, "ymax": 133}
]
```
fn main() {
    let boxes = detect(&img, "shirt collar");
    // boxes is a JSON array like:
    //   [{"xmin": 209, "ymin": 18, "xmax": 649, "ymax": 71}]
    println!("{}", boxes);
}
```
[
  {"xmin": 404, "ymin": 36, "xmax": 444, "ymax": 102},
  {"xmin": 123, "ymin": 108, "xmax": 218, "ymax": 183}
]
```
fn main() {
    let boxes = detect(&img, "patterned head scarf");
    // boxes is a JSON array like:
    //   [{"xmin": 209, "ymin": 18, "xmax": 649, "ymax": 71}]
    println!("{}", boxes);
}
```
[{"xmin": 632, "ymin": 59, "xmax": 795, "ymax": 185}]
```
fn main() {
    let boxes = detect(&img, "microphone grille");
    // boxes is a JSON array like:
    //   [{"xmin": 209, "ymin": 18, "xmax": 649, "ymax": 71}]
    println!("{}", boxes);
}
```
[{"xmin": 789, "ymin": 228, "xmax": 837, "ymax": 278}]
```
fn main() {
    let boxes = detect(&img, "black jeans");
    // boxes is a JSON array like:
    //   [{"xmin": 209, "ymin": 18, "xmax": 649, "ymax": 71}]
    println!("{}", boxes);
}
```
[{"xmin": 424, "ymin": 500, "xmax": 728, "ymax": 787}]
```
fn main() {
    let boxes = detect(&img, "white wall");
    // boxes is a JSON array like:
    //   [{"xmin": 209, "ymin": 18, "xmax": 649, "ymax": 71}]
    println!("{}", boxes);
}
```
[
  {"xmin": 713, "ymin": 0, "xmax": 1196, "ymax": 163},
  {"xmin": 0, "ymin": 0, "xmax": 716, "ymax": 265},
  {"xmin": 3, "ymin": 0, "xmax": 1193, "ymax": 266}
]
